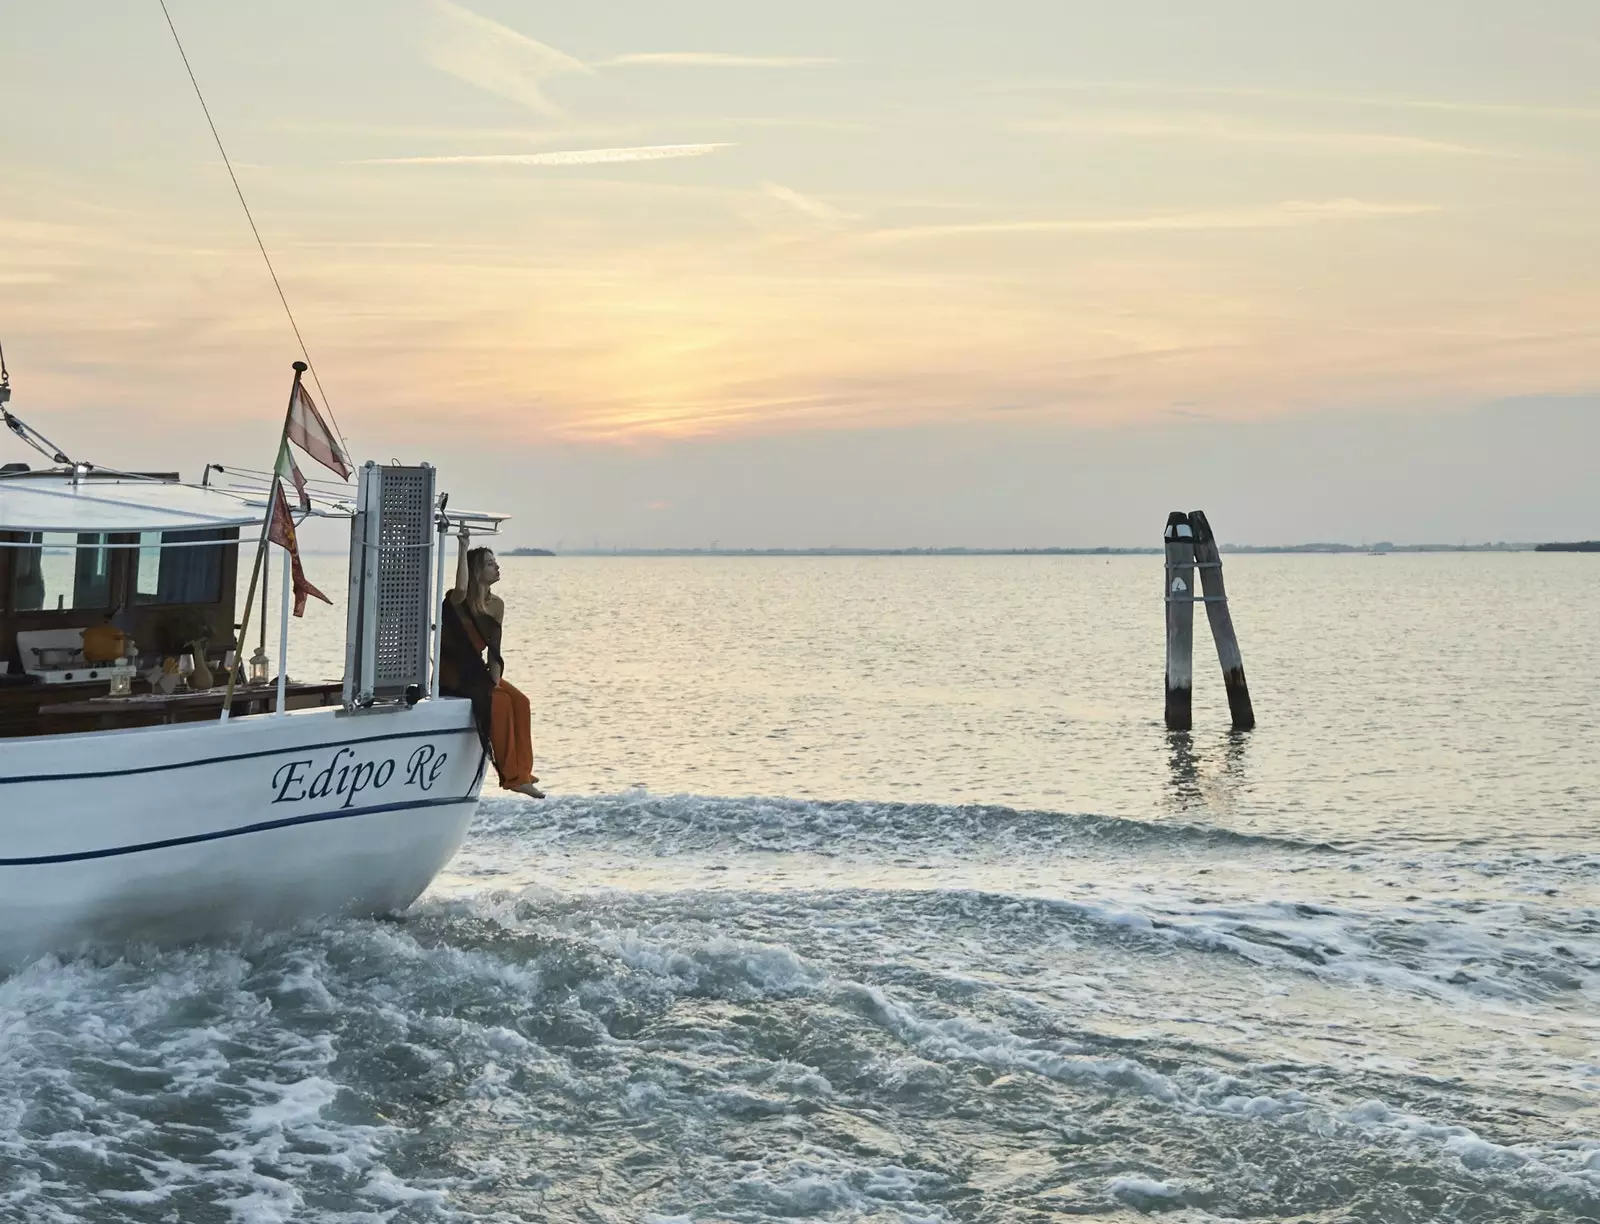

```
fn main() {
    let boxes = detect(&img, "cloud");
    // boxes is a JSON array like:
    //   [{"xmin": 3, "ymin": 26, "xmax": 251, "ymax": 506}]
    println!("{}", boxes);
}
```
[
  {"xmin": 361, "ymin": 143, "xmax": 734, "ymax": 167},
  {"xmin": 1177, "ymin": 84, "xmax": 1600, "ymax": 122},
  {"xmin": 594, "ymin": 52, "xmax": 837, "ymax": 68},
  {"xmin": 418, "ymin": 5, "xmax": 836, "ymax": 122},
  {"xmin": 992, "ymin": 80, "xmax": 1600, "ymax": 122},
  {"xmin": 267, "ymin": 119, "xmax": 641, "ymax": 144},
  {"xmin": 1015, "ymin": 115, "xmax": 1498, "ymax": 157},
  {"xmin": 425, "ymin": 0, "xmax": 590, "ymax": 115},
  {"xmin": 761, "ymin": 182, "xmax": 856, "ymax": 223},
  {"xmin": 863, "ymin": 199, "xmax": 1441, "ymax": 243},
  {"xmin": 712, "ymin": 117, "xmax": 873, "ymax": 133}
]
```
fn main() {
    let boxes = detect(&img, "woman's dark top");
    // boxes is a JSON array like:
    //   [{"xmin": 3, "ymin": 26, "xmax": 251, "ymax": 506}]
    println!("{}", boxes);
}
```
[{"xmin": 440, "ymin": 594, "xmax": 501, "ymax": 752}]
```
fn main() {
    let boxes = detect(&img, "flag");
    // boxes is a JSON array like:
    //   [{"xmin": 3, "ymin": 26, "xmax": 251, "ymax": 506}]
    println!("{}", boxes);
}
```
[
  {"xmin": 267, "ymin": 482, "xmax": 331, "ymax": 617},
  {"xmin": 275, "ymin": 438, "xmax": 310, "ymax": 512},
  {"xmin": 287, "ymin": 382, "xmax": 350, "ymax": 480}
]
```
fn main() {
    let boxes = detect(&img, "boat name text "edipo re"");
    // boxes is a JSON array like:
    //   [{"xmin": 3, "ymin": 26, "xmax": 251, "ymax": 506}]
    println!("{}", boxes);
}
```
[{"xmin": 270, "ymin": 743, "xmax": 450, "ymax": 808}]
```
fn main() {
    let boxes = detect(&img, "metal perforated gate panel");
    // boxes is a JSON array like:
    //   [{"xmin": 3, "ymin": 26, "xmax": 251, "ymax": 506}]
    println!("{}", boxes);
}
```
[{"xmin": 343, "ymin": 462, "xmax": 436, "ymax": 704}]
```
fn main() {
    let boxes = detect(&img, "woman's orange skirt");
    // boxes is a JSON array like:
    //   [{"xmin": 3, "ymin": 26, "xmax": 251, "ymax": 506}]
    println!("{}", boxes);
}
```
[{"xmin": 489, "ymin": 679, "xmax": 535, "ymax": 788}]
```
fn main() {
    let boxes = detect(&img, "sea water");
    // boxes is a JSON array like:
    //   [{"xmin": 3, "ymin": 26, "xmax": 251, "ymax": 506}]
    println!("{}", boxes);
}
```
[{"xmin": 2, "ymin": 554, "xmax": 1596, "ymax": 1222}]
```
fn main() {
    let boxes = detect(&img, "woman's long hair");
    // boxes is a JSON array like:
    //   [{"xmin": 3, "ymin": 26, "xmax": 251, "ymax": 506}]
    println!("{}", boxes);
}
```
[{"xmin": 465, "ymin": 547, "xmax": 496, "ymax": 617}]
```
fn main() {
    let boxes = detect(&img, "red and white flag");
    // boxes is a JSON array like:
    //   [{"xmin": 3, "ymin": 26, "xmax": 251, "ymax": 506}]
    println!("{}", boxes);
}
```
[
  {"xmin": 287, "ymin": 382, "xmax": 350, "ymax": 480},
  {"xmin": 267, "ymin": 482, "xmax": 331, "ymax": 617},
  {"xmin": 274, "ymin": 438, "xmax": 311, "ymax": 512}
]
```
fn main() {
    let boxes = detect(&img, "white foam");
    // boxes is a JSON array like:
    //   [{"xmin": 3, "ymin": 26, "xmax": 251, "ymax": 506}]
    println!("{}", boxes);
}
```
[
  {"xmin": 5, "ymin": 824, "xmax": 1597, "ymax": 1223},
  {"xmin": 360, "ymin": 1168, "xmax": 449, "ymax": 1204},
  {"xmin": 1110, "ymin": 1175, "xmax": 1185, "ymax": 1201},
  {"xmin": 0, "ymin": 935, "xmax": 475, "ymax": 1222},
  {"xmin": 463, "ymin": 793, "xmax": 1600, "ymax": 1018},
  {"xmin": 600, "ymin": 930, "xmax": 821, "ymax": 998}
]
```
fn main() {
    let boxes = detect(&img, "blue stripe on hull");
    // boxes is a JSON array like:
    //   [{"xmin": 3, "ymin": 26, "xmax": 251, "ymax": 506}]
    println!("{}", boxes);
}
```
[{"xmin": 0, "ymin": 793, "xmax": 478, "ymax": 866}]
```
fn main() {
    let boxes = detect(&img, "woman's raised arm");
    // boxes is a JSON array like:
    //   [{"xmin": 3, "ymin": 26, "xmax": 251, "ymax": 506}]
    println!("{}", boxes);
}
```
[{"xmin": 451, "ymin": 526, "xmax": 470, "ymax": 596}]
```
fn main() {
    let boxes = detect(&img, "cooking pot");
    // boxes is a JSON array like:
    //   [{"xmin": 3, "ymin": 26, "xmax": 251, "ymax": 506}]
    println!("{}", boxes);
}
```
[{"xmin": 82, "ymin": 622, "xmax": 129, "ymax": 664}]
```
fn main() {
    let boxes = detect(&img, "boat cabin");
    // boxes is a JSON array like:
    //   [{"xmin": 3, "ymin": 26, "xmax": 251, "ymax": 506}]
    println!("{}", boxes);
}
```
[{"xmin": 0, "ymin": 466, "xmax": 336, "ymax": 737}]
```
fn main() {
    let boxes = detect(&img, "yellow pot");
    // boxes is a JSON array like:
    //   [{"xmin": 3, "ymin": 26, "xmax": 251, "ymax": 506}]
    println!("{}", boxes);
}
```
[{"xmin": 82, "ymin": 622, "xmax": 129, "ymax": 664}]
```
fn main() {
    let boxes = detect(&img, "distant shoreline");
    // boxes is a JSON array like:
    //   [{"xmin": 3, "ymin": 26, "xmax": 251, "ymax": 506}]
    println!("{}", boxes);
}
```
[{"xmin": 505, "ymin": 542, "xmax": 1546, "ymax": 558}]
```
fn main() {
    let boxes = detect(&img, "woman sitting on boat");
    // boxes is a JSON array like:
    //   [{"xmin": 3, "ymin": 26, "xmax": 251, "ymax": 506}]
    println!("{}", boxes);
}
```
[{"xmin": 440, "ymin": 529, "xmax": 544, "ymax": 800}]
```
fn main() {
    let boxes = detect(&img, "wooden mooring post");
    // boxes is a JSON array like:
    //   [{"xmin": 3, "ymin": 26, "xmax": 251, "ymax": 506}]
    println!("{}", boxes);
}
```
[
  {"xmin": 1163, "ymin": 512, "xmax": 1196, "ymax": 732},
  {"xmin": 1164, "ymin": 509, "xmax": 1255, "ymax": 732},
  {"xmin": 1189, "ymin": 510, "xmax": 1255, "ymax": 731}
]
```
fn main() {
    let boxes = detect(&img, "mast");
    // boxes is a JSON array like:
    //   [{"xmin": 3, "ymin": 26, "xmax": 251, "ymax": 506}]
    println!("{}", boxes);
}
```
[{"xmin": 221, "ymin": 362, "xmax": 305, "ymax": 721}]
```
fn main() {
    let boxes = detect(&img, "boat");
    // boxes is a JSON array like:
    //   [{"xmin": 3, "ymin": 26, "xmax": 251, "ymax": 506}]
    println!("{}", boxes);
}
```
[{"xmin": 0, "ymin": 363, "xmax": 503, "ymax": 967}]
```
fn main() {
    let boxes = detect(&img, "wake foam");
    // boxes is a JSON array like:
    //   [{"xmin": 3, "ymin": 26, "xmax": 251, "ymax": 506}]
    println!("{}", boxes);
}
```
[
  {"xmin": 472, "ymin": 791, "xmax": 1340, "ymax": 859},
  {"xmin": 2, "ymin": 896, "xmax": 1595, "ymax": 1222},
  {"xmin": 2, "ymin": 796, "xmax": 1594, "ymax": 1222}
]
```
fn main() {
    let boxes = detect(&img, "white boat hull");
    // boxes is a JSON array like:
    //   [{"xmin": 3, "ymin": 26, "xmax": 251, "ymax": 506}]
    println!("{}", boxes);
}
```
[{"xmin": 0, "ymin": 697, "xmax": 486, "ymax": 967}]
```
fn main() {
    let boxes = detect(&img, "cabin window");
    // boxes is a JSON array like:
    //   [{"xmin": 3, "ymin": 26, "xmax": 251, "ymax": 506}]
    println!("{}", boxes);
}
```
[
  {"xmin": 8, "ymin": 532, "xmax": 113, "ymax": 612},
  {"xmin": 134, "ymin": 528, "xmax": 229, "ymax": 605}
]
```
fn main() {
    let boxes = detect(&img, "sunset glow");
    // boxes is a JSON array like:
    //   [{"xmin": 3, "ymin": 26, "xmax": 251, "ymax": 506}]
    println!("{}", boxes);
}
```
[{"xmin": 1, "ymin": 2, "xmax": 1596, "ymax": 543}]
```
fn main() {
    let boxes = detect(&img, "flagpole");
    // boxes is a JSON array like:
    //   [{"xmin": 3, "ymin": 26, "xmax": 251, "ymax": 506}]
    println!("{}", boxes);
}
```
[
  {"xmin": 260, "ymin": 551, "xmax": 268, "ymax": 661},
  {"xmin": 275, "ymin": 546, "xmax": 291, "ymax": 716},
  {"xmin": 222, "ymin": 360, "xmax": 305, "ymax": 722}
]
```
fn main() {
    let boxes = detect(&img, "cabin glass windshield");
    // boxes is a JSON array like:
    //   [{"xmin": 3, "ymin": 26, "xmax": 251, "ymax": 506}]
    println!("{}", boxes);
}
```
[
  {"xmin": 134, "ymin": 528, "xmax": 229, "ymax": 605},
  {"xmin": 9, "ymin": 532, "xmax": 112, "ymax": 611}
]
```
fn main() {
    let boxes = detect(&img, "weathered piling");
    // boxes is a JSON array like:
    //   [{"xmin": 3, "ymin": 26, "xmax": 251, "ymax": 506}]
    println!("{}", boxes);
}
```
[
  {"xmin": 1188, "ymin": 510, "xmax": 1256, "ymax": 731},
  {"xmin": 1163, "ymin": 512, "xmax": 1196, "ymax": 731}
]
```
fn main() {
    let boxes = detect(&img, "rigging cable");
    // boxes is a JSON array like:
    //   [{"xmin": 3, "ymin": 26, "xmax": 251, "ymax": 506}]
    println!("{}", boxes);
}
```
[
  {"xmin": 156, "ymin": 0, "xmax": 351, "ymax": 454},
  {"xmin": 0, "ymin": 338, "xmax": 78, "ymax": 468}
]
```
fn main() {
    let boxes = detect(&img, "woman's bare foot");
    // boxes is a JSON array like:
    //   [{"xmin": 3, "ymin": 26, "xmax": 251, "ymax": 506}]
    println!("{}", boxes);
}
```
[{"xmin": 512, "ymin": 782, "xmax": 545, "ymax": 799}]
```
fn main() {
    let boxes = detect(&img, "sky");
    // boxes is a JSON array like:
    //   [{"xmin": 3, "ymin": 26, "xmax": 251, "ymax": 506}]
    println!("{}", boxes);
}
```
[{"xmin": 0, "ymin": 0, "xmax": 1596, "ymax": 547}]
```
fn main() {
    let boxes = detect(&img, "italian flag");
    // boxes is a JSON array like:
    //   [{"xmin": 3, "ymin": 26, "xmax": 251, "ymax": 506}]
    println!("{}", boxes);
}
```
[{"xmin": 269, "ymin": 438, "xmax": 330, "ymax": 617}]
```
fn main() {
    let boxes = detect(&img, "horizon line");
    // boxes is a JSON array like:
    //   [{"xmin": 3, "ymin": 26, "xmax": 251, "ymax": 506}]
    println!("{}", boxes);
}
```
[{"xmin": 485, "ymin": 540, "xmax": 1557, "ymax": 557}]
